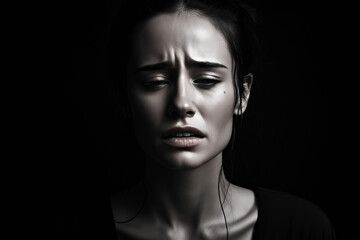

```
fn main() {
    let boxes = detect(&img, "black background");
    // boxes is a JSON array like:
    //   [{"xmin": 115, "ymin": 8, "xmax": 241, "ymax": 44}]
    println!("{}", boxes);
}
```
[{"xmin": 42, "ymin": 0, "xmax": 356, "ymax": 239}]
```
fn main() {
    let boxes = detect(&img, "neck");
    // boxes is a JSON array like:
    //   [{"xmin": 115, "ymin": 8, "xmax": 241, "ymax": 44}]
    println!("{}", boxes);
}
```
[{"xmin": 143, "ymin": 153, "xmax": 229, "ymax": 228}]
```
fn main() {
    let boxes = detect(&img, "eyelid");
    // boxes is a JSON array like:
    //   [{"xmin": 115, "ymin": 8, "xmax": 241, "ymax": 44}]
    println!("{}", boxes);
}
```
[
  {"xmin": 139, "ymin": 76, "xmax": 170, "ymax": 90},
  {"xmin": 193, "ymin": 76, "xmax": 222, "ymax": 89},
  {"xmin": 193, "ymin": 74, "xmax": 222, "ymax": 82},
  {"xmin": 137, "ymin": 75, "xmax": 168, "ymax": 83},
  {"xmin": 194, "ymin": 72, "xmax": 222, "ymax": 79}
]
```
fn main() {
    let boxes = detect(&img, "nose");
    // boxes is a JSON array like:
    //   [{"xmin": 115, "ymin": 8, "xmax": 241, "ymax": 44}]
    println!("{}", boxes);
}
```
[{"xmin": 167, "ymin": 76, "xmax": 196, "ymax": 118}]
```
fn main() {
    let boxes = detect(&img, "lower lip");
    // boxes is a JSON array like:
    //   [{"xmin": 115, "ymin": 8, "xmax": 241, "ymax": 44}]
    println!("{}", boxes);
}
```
[{"xmin": 161, "ymin": 137, "xmax": 203, "ymax": 148}]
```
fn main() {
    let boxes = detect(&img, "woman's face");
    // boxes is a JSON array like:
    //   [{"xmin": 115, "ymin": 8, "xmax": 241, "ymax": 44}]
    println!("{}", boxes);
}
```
[{"xmin": 126, "ymin": 12, "xmax": 238, "ymax": 170}]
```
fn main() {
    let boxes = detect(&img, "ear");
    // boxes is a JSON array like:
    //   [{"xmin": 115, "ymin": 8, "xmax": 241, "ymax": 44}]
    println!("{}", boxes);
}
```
[{"xmin": 234, "ymin": 73, "xmax": 254, "ymax": 116}]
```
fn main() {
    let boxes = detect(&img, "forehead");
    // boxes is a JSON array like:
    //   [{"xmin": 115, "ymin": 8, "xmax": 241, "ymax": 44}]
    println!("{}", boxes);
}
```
[{"xmin": 130, "ymin": 12, "xmax": 232, "ymax": 68}]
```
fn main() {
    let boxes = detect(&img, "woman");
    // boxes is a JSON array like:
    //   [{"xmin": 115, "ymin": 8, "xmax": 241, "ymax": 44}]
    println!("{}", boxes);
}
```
[{"xmin": 106, "ymin": 0, "xmax": 335, "ymax": 239}]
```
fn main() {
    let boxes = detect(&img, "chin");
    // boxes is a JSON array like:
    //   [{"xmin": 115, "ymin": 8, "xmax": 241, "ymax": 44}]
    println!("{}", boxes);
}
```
[
  {"xmin": 154, "ymin": 151, "xmax": 211, "ymax": 171},
  {"xmin": 153, "ymin": 148, "xmax": 224, "ymax": 171}
]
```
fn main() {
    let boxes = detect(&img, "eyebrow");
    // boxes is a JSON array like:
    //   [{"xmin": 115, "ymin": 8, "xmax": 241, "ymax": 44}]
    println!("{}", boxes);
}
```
[
  {"xmin": 135, "ymin": 60, "xmax": 228, "ymax": 73},
  {"xmin": 187, "ymin": 59, "xmax": 228, "ymax": 69}
]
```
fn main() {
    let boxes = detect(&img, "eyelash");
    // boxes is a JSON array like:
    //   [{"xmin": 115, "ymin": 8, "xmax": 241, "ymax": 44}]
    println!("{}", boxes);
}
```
[
  {"xmin": 141, "ymin": 80, "xmax": 169, "ymax": 90},
  {"xmin": 193, "ymin": 78, "xmax": 221, "ymax": 88},
  {"xmin": 141, "ymin": 77, "xmax": 221, "ymax": 90}
]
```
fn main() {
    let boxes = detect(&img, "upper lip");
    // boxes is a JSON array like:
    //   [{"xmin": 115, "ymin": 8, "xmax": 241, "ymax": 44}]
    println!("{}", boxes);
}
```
[{"xmin": 162, "ymin": 126, "xmax": 206, "ymax": 138}]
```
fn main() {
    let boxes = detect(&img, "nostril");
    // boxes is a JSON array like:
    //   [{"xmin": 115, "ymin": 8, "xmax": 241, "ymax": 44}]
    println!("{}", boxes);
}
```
[
  {"xmin": 169, "ymin": 108, "xmax": 177, "ymax": 116},
  {"xmin": 185, "ymin": 110, "xmax": 195, "ymax": 117},
  {"xmin": 167, "ymin": 104, "xmax": 196, "ymax": 118}
]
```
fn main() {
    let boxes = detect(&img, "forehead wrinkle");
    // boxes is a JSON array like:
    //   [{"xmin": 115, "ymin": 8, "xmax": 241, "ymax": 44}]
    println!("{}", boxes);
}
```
[
  {"xmin": 131, "ymin": 11, "xmax": 232, "ymax": 72},
  {"xmin": 171, "ymin": 12, "xmax": 230, "ymax": 66},
  {"xmin": 182, "ymin": 34, "xmax": 231, "ymax": 71}
]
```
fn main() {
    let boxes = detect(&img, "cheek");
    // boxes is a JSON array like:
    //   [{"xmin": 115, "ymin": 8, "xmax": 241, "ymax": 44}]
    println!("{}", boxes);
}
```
[{"xmin": 202, "ymin": 88, "xmax": 235, "ymax": 143}]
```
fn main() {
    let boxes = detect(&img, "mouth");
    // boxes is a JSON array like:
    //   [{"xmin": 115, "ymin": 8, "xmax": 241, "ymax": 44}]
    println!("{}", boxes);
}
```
[{"xmin": 161, "ymin": 126, "xmax": 205, "ymax": 148}]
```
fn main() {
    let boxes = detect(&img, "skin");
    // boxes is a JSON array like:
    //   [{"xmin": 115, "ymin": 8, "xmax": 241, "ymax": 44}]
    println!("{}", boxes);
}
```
[{"xmin": 112, "ymin": 11, "xmax": 256, "ymax": 239}]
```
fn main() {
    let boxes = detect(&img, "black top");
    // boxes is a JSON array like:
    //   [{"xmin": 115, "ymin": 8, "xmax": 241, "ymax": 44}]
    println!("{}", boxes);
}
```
[{"xmin": 252, "ymin": 187, "xmax": 336, "ymax": 240}]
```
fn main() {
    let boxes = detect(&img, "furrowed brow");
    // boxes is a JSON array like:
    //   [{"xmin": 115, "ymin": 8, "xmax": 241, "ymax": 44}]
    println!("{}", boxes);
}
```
[
  {"xmin": 187, "ymin": 59, "xmax": 228, "ymax": 69},
  {"xmin": 134, "ymin": 60, "xmax": 228, "ymax": 73},
  {"xmin": 135, "ymin": 62, "xmax": 172, "ymax": 73}
]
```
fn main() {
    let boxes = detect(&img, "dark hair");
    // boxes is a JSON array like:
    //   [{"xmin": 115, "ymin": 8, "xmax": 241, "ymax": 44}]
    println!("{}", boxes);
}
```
[{"xmin": 106, "ymin": 0, "xmax": 260, "ymax": 184}]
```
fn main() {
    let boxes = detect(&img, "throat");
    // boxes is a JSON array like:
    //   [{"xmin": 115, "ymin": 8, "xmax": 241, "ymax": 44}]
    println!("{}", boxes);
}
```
[{"xmin": 143, "ymin": 154, "xmax": 227, "ymax": 225}]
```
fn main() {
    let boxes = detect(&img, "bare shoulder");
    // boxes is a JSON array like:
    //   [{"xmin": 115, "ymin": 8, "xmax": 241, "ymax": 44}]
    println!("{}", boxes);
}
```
[
  {"xmin": 225, "ymin": 184, "xmax": 258, "ymax": 240},
  {"xmin": 229, "ymin": 184, "xmax": 255, "ymax": 200},
  {"xmin": 228, "ymin": 184, "xmax": 256, "ymax": 215}
]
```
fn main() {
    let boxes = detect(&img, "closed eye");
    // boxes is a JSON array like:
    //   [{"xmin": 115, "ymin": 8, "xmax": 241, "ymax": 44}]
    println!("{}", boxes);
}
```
[
  {"xmin": 141, "ymin": 79, "xmax": 170, "ymax": 90},
  {"xmin": 193, "ymin": 78, "xmax": 221, "ymax": 89}
]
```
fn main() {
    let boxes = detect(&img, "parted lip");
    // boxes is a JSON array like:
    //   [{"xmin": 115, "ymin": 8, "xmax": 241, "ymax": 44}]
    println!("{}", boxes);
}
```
[{"xmin": 161, "ymin": 126, "xmax": 206, "ymax": 138}]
